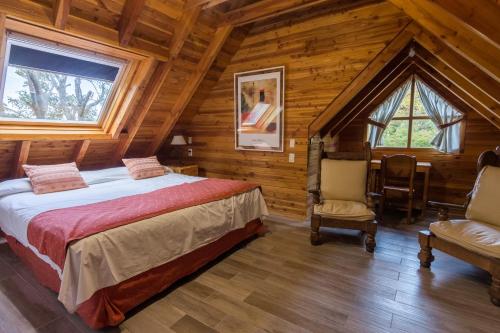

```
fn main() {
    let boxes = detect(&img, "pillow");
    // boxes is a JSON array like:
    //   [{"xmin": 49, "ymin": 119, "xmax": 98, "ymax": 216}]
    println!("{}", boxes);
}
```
[
  {"xmin": 23, "ymin": 162, "xmax": 88, "ymax": 195},
  {"xmin": 320, "ymin": 159, "xmax": 367, "ymax": 203},
  {"xmin": 122, "ymin": 156, "xmax": 165, "ymax": 180},
  {"xmin": 81, "ymin": 167, "xmax": 130, "ymax": 185},
  {"xmin": 466, "ymin": 165, "xmax": 500, "ymax": 227},
  {"xmin": 0, "ymin": 178, "xmax": 33, "ymax": 197}
]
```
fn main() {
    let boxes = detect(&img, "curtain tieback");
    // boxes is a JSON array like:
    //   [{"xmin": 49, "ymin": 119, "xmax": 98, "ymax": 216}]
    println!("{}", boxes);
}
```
[
  {"xmin": 438, "ymin": 117, "xmax": 463, "ymax": 130},
  {"xmin": 367, "ymin": 119, "xmax": 386, "ymax": 129}
]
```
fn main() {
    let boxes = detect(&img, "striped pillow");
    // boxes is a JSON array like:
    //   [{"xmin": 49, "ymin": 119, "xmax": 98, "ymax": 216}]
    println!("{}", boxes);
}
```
[
  {"xmin": 122, "ymin": 156, "xmax": 165, "ymax": 180},
  {"xmin": 23, "ymin": 162, "xmax": 88, "ymax": 195}
]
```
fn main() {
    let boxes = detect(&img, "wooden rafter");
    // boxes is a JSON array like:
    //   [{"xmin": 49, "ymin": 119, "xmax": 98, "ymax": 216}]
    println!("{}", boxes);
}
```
[
  {"xmin": 114, "ymin": 7, "xmax": 204, "ymax": 161},
  {"xmin": 118, "ymin": 0, "xmax": 147, "ymax": 46},
  {"xmin": 325, "ymin": 59, "xmax": 414, "ymax": 138},
  {"xmin": 12, "ymin": 141, "xmax": 31, "ymax": 178},
  {"xmin": 53, "ymin": 0, "xmax": 71, "ymax": 29},
  {"xmin": 147, "ymin": 24, "xmax": 234, "ymax": 155},
  {"xmin": 388, "ymin": 0, "xmax": 500, "ymax": 81},
  {"xmin": 415, "ymin": 48, "xmax": 500, "ymax": 122},
  {"xmin": 73, "ymin": 140, "xmax": 90, "ymax": 167},
  {"xmin": 414, "ymin": 30, "xmax": 500, "ymax": 104},
  {"xmin": 415, "ymin": 60, "xmax": 500, "ymax": 129},
  {"xmin": 223, "ymin": 0, "xmax": 331, "ymax": 26},
  {"xmin": 308, "ymin": 21, "xmax": 420, "ymax": 138},
  {"xmin": 187, "ymin": 0, "xmax": 231, "ymax": 10}
]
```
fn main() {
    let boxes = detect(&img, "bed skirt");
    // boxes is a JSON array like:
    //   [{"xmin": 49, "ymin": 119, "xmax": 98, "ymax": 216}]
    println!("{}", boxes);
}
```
[{"xmin": 6, "ymin": 219, "xmax": 266, "ymax": 329}]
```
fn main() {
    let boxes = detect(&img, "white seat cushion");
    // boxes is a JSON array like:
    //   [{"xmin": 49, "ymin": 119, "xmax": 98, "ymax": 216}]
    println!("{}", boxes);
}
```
[
  {"xmin": 429, "ymin": 219, "xmax": 500, "ymax": 259},
  {"xmin": 466, "ymin": 165, "xmax": 500, "ymax": 227},
  {"xmin": 314, "ymin": 200, "xmax": 375, "ymax": 221},
  {"xmin": 320, "ymin": 159, "xmax": 367, "ymax": 203}
]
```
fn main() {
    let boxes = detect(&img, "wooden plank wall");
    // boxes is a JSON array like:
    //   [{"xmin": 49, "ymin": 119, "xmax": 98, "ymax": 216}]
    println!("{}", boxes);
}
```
[
  {"xmin": 338, "ymin": 103, "xmax": 500, "ymax": 205},
  {"xmin": 161, "ymin": 2, "xmax": 411, "ymax": 219}
]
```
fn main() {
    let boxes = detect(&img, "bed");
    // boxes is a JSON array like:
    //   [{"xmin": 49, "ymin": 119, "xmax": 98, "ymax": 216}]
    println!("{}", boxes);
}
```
[{"xmin": 0, "ymin": 167, "xmax": 268, "ymax": 329}]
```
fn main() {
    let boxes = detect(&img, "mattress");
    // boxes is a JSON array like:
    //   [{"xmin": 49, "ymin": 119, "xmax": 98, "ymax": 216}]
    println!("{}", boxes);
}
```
[{"xmin": 0, "ymin": 167, "xmax": 268, "ymax": 312}]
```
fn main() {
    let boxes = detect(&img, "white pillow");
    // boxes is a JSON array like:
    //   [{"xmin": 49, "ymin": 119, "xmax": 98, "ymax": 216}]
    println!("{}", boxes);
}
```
[
  {"xmin": 0, "ymin": 178, "xmax": 33, "ymax": 197},
  {"xmin": 80, "ymin": 167, "xmax": 130, "ymax": 185}
]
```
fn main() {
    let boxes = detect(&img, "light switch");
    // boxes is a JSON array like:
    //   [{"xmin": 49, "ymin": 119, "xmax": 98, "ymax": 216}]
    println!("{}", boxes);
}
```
[
  {"xmin": 188, "ymin": 137, "xmax": 192, "ymax": 144},
  {"xmin": 289, "ymin": 138, "xmax": 295, "ymax": 148},
  {"xmin": 187, "ymin": 148, "xmax": 193, "ymax": 157},
  {"xmin": 288, "ymin": 153, "xmax": 295, "ymax": 163}
]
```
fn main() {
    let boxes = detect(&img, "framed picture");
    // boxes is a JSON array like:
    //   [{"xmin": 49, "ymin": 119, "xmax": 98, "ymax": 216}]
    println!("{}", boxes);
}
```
[{"xmin": 234, "ymin": 66, "xmax": 285, "ymax": 152}]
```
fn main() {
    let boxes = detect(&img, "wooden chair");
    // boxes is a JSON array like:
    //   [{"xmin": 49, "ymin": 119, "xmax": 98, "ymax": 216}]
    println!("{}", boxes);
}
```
[
  {"xmin": 418, "ymin": 147, "xmax": 500, "ymax": 306},
  {"xmin": 309, "ymin": 142, "xmax": 380, "ymax": 252},
  {"xmin": 379, "ymin": 154, "xmax": 417, "ymax": 224}
]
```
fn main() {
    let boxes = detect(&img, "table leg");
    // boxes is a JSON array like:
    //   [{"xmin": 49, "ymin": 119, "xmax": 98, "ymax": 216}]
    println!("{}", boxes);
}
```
[{"xmin": 421, "ymin": 169, "xmax": 430, "ymax": 217}]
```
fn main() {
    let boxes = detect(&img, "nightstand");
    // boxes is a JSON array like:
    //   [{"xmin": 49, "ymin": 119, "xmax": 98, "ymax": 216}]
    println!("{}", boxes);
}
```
[{"xmin": 169, "ymin": 165, "xmax": 198, "ymax": 176}]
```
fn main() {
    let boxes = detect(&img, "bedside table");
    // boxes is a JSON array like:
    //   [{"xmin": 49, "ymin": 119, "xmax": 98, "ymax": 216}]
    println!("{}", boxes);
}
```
[{"xmin": 169, "ymin": 165, "xmax": 198, "ymax": 176}]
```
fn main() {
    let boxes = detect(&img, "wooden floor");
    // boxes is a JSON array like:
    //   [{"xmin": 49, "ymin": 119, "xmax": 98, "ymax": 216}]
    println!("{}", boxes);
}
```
[{"xmin": 0, "ymin": 215, "xmax": 499, "ymax": 333}]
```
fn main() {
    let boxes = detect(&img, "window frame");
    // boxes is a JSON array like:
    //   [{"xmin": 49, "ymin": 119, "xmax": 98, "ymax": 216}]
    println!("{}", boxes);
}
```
[
  {"xmin": 366, "ymin": 74, "xmax": 466, "ymax": 153},
  {"xmin": 0, "ymin": 18, "xmax": 155, "ymax": 140}
]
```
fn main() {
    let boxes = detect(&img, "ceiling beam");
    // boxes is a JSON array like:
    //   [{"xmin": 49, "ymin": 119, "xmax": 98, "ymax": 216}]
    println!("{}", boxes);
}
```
[
  {"xmin": 223, "ymin": 0, "xmax": 331, "ymax": 26},
  {"xmin": 308, "ymin": 21, "xmax": 420, "ymax": 138},
  {"xmin": 388, "ymin": 0, "xmax": 500, "ymax": 81},
  {"xmin": 414, "ymin": 30, "xmax": 500, "ymax": 104},
  {"xmin": 415, "ymin": 49, "xmax": 500, "ymax": 123},
  {"xmin": 73, "ymin": 139, "xmax": 90, "ymax": 167},
  {"xmin": 415, "ymin": 60, "xmax": 500, "ymax": 129},
  {"xmin": 12, "ymin": 141, "xmax": 31, "ymax": 178},
  {"xmin": 147, "ymin": 24, "xmax": 234, "ymax": 155},
  {"xmin": 429, "ymin": 0, "xmax": 500, "ymax": 48},
  {"xmin": 114, "ymin": 6, "xmax": 204, "ymax": 161},
  {"xmin": 118, "ymin": 0, "xmax": 147, "ymax": 47},
  {"xmin": 187, "ymin": 0, "xmax": 232, "ymax": 10},
  {"xmin": 326, "ymin": 59, "xmax": 414, "ymax": 138},
  {"xmin": 53, "ymin": 0, "xmax": 71, "ymax": 29}
]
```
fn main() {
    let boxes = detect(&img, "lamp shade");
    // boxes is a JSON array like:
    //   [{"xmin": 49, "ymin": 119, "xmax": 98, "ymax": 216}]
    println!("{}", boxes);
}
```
[{"xmin": 171, "ymin": 135, "xmax": 187, "ymax": 145}]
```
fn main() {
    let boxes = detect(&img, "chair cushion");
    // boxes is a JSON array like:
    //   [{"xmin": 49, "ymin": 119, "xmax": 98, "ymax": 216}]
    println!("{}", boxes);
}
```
[
  {"xmin": 314, "ymin": 200, "xmax": 375, "ymax": 221},
  {"xmin": 466, "ymin": 165, "xmax": 500, "ymax": 227},
  {"xmin": 320, "ymin": 159, "xmax": 367, "ymax": 203},
  {"xmin": 429, "ymin": 219, "xmax": 500, "ymax": 259}
]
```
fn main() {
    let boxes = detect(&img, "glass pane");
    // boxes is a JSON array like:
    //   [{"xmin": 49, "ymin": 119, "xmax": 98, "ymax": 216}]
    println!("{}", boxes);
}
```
[
  {"xmin": 411, "ymin": 119, "xmax": 439, "ymax": 148},
  {"xmin": 1, "ymin": 66, "xmax": 113, "ymax": 122},
  {"xmin": 392, "ymin": 85, "xmax": 411, "ymax": 117},
  {"xmin": 413, "ymin": 87, "xmax": 428, "ymax": 116},
  {"xmin": 379, "ymin": 119, "xmax": 409, "ymax": 147}
]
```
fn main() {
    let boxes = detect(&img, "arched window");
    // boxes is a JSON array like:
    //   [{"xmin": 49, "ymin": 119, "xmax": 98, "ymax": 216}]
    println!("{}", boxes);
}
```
[{"xmin": 367, "ymin": 75, "xmax": 463, "ymax": 153}]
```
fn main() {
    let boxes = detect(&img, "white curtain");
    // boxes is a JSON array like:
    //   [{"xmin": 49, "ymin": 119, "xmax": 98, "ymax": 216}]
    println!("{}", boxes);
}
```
[
  {"xmin": 416, "ymin": 79, "xmax": 462, "ymax": 153},
  {"xmin": 368, "ymin": 80, "xmax": 411, "ymax": 147}
]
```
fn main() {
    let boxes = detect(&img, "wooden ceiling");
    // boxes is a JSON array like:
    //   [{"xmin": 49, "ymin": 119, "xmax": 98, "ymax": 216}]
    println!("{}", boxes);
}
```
[{"xmin": 0, "ymin": 0, "xmax": 498, "ymax": 180}]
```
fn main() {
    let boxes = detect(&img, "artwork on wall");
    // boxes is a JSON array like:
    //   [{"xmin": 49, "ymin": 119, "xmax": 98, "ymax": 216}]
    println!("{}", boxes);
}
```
[{"xmin": 234, "ymin": 66, "xmax": 284, "ymax": 152}]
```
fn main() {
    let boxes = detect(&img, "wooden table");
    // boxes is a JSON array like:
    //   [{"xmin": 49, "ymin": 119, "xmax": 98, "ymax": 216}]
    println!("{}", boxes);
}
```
[{"xmin": 371, "ymin": 160, "xmax": 432, "ymax": 216}]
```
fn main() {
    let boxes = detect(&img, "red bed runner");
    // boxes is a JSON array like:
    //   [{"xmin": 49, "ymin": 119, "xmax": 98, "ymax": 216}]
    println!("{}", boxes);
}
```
[{"xmin": 27, "ymin": 178, "xmax": 259, "ymax": 268}]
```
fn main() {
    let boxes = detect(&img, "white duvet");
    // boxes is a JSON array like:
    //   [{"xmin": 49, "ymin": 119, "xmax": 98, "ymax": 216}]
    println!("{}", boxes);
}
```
[{"xmin": 0, "ymin": 168, "xmax": 268, "ymax": 312}]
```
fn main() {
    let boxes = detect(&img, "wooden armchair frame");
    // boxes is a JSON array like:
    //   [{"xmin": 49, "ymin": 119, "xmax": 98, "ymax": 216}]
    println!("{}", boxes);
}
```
[
  {"xmin": 418, "ymin": 147, "xmax": 500, "ymax": 306},
  {"xmin": 309, "ymin": 142, "xmax": 380, "ymax": 252}
]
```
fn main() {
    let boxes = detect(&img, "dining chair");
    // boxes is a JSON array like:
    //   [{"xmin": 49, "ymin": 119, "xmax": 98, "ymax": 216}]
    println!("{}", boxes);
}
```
[{"xmin": 379, "ymin": 154, "xmax": 417, "ymax": 224}]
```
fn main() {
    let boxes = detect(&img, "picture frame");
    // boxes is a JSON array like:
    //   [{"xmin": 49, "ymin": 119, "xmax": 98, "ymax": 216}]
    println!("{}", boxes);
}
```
[{"xmin": 234, "ymin": 66, "xmax": 285, "ymax": 152}]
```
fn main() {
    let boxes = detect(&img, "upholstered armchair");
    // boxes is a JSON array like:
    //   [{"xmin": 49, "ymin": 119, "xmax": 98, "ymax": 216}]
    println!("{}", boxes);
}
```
[
  {"xmin": 309, "ymin": 142, "xmax": 380, "ymax": 252},
  {"xmin": 418, "ymin": 148, "xmax": 500, "ymax": 306}
]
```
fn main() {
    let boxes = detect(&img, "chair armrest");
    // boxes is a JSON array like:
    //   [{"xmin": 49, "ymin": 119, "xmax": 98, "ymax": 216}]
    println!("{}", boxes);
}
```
[
  {"xmin": 428, "ymin": 201, "xmax": 467, "ymax": 221},
  {"xmin": 366, "ymin": 192, "xmax": 382, "ymax": 210},
  {"xmin": 308, "ymin": 189, "xmax": 322, "ymax": 205}
]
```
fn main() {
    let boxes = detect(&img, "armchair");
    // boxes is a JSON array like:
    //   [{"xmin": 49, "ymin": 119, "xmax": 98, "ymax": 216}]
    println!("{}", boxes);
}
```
[
  {"xmin": 418, "ymin": 148, "xmax": 500, "ymax": 306},
  {"xmin": 309, "ymin": 142, "xmax": 379, "ymax": 252}
]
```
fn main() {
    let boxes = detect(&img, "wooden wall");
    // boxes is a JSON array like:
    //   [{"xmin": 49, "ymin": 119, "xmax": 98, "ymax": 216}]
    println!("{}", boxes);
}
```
[
  {"xmin": 162, "ymin": 2, "xmax": 411, "ymax": 220},
  {"xmin": 338, "ymin": 102, "xmax": 500, "ymax": 205}
]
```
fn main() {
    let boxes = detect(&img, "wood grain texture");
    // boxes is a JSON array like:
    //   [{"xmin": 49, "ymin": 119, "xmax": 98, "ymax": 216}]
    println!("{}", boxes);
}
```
[
  {"xmin": 118, "ymin": 0, "xmax": 147, "ymax": 47},
  {"xmin": 1, "ymin": 217, "xmax": 499, "ymax": 332},
  {"xmin": 162, "ymin": 2, "xmax": 411, "ymax": 219},
  {"xmin": 12, "ymin": 141, "xmax": 31, "ymax": 178},
  {"xmin": 53, "ymin": 0, "xmax": 71, "ymax": 29}
]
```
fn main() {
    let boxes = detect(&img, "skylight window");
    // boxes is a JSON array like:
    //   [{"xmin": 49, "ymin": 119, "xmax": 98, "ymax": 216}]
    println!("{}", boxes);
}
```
[{"xmin": 0, "ymin": 33, "xmax": 125, "ymax": 124}]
